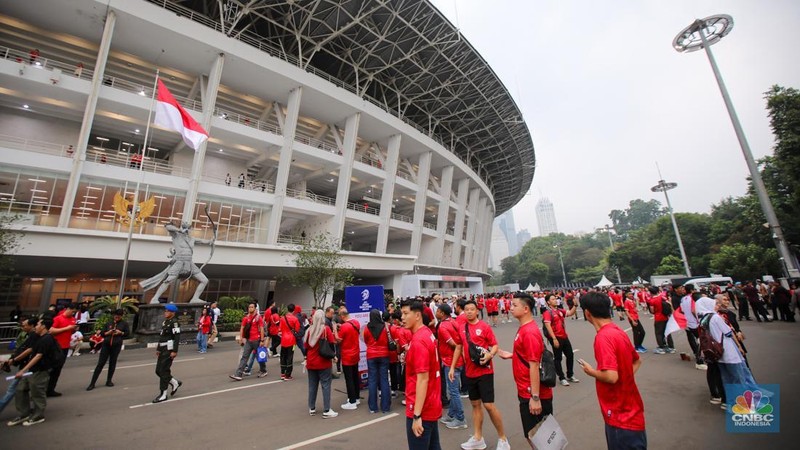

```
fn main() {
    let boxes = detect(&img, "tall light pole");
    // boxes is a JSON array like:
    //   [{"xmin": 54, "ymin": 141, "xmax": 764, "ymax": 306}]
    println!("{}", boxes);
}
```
[
  {"xmin": 651, "ymin": 179, "xmax": 692, "ymax": 277},
  {"xmin": 553, "ymin": 243, "xmax": 567, "ymax": 287},
  {"xmin": 673, "ymin": 15, "xmax": 800, "ymax": 278},
  {"xmin": 597, "ymin": 225, "xmax": 623, "ymax": 284}
]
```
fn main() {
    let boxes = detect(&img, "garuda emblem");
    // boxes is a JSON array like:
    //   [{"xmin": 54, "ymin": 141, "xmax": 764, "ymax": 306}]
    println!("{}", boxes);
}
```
[{"xmin": 113, "ymin": 192, "xmax": 156, "ymax": 226}]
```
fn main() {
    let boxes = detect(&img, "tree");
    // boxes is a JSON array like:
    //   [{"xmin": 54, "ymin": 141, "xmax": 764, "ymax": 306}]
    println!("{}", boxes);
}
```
[
  {"xmin": 654, "ymin": 255, "xmax": 684, "ymax": 275},
  {"xmin": 284, "ymin": 233, "xmax": 354, "ymax": 309},
  {"xmin": 764, "ymin": 85, "xmax": 800, "ymax": 246},
  {"xmin": 709, "ymin": 243, "xmax": 781, "ymax": 281},
  {"xmin": 609, "ymin": 199, "xmax": 666, "ymax": 240},
  {"xmin": 0, "ymin": 214, "xmax": 23, "ymax": 277}
]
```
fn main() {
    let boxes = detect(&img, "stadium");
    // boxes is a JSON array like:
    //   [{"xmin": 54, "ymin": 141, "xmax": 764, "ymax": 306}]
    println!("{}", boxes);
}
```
[{"xmin": 0, "ymin": 0, "xmax": 535, "ymax": 311}]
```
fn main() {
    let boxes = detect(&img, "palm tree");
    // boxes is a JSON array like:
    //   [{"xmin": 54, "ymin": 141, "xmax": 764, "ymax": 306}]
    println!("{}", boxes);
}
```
[{"xmin": 89, "ymin": 295, "xmax": 139, "ymax": 315}]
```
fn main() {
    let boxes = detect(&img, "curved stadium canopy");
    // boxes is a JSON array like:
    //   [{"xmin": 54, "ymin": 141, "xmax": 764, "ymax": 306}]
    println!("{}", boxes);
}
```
[{"xmin": 163, "ymin": 0, "xmax": 536, "ymax": 215}]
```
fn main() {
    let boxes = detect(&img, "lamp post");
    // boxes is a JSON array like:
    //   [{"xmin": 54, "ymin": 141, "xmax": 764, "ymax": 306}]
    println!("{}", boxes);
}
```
[
  {"xmin": 651, "ymin": 180, "xmax": 691, "ymax": 277},
  {"xmin": 553, "ymin": 243, "xmax": 567, "ymax": 287},
  {"xmin": 673, "ymin": 15, "xmax": 800, "ymax": 278},
  {"xmin": 597, "ymin": 225, "xmax": 623, "ymax": 284}
]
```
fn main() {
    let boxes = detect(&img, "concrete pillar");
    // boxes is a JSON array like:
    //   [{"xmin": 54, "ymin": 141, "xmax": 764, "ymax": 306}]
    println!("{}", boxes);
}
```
[
  {"xmin": 58, "ymin": 10, "xmax": 116, "ymax": 227},
  {"xmin": 462, "ymin": 188, "xmax": 480, "ymax": 268},
  {"xmin": 266, "ymin": 87, "xmax": 303, "ymax": 244},
  {"xmin": 451, "ymin": 178, "xmax": 469, "ymax": 267},
  {"xmin": 410, "ymin": 152, "xmax": 432, "ymax": 256},
  {"xmin": 432, "ymin": 165, "xmax": 454, "ymax": 263},
  {"xmin": 376, "ymin": 134, "xmax": 401, "ymax": 253},
  {"xmin": 329, "ymin": 113, "xmax": 361, "ymax": 241}
]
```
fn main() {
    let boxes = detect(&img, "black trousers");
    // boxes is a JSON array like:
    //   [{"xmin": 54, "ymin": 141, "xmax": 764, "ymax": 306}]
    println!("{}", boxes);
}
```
[
  {"xmin": 686, "ymin": 328, "xmax": 702, "ymax": 363},
  {"xmin": 707, "ymin": 362, "xmax": 725, "ymax": 401},
  {"xmin": 751, "ymin": 301, "xmax": 770, "ymax": 322},
  {"xmin": 268, "ymin": 334, "xmax": 280, "ymax": 355},
  {"xmin": 343, "ymin": 364, "xmax": 360, "ymax": 403},
  {"xmin": 630, "ymin": 320, "xmax": 646, "ymax": 348},
  {"xmin": 47, "ymin": 348, "xmax": 69, "ymax": 394},
  {"xmin": 548, "ymin": 337, "xmax": 574, "ymax": 379},
  {"xmin": 280, "ymin": 346, "xmax": 295, "ymax": 376},
  {"xmin": 155, "ymin": 351, "xmax": 173, "ymax": 391},
  {"xmin": 390, "ymin": 361, "xmax": 401, "ymax": 392},
  {"xmin": 737, "ymin": 298, "xmax": 750, "ymax": 320},
  {"xmin": 90, "ymin": 344, "xmax": 122, "ymax": 385}
]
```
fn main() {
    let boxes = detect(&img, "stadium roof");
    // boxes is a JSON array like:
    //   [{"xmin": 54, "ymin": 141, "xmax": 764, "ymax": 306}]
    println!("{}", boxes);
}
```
[{"xmin": 160, "ymin": 0, "xmax": 536, "ymax": 214}]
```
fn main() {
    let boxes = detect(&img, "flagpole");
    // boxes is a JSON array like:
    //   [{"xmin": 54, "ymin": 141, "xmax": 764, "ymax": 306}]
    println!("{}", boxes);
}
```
[{"xmin": 117, "ymin": 69, "xmax": 160, "ymax": 309}]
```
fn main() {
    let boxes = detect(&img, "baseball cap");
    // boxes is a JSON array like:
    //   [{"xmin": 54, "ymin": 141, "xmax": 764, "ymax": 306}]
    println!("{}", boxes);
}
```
[
  {"xmin": 438, "ymin": 304, "xmax": 452, "ymax": 316},
  {"xmin": 165, "ymin": 304, "xmax": 178, "ymax": 312}
]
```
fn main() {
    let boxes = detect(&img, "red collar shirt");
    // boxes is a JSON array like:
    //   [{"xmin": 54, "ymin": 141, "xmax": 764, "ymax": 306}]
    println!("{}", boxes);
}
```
[
  {"xmin": 404, "ymin": 326, "xmax": 442, "ymax": 421},
  {"xmin": 458, "ymin": 320, "xmax": 497, "ymax": 378},
  {"xmin": 512, "ymin": 321, "xmax": 553, "ymax": 400},
  {"xmin": 339, "ymin": 319, "xmax": 361, "ymax": 366},
  {"xmin": 593, "ymin": 322, "xmax": 646, "ymax": 431}
]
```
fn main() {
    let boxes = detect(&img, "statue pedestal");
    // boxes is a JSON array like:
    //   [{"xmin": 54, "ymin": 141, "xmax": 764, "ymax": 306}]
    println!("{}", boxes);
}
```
[{"xmin": 135, "ymin": 303, "xmax": 207, "ymax": 344}]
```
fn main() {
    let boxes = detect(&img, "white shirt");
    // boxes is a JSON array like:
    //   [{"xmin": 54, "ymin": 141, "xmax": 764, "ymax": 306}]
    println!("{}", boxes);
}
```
[
  {"xmin": 78, "ymin": 311, "xmax": 90, "ymax": 324},
  {"xmin": 212, "ymin": 307, "xmax": 221, "ymax": 324},
  {"xmin": 681, "ymin": 295, "xmax": 699, "ymax": 329},
  {"xmin": 709, "ymin": 313, "xmax": 743, "ymax": 364}
]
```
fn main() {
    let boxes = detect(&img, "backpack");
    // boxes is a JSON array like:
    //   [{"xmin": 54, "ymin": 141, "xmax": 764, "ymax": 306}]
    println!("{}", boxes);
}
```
[
  {"xmin": 45, "ymin": 335, "xmax": 64, "ymax": 370},
  {"xmin": 465, "ymin": 323, "xmax": 490, "ymax": 366},
  {"xmin": 661, "ymin": 297, "xmax": 673, "ymax": 317},
  {"xmin": 698, "ymin": 314, "xmax": 723, "ymax": 363},
  {"xmin": 516, "ymin": 347, "xmax": 557, "ymax": 388}
]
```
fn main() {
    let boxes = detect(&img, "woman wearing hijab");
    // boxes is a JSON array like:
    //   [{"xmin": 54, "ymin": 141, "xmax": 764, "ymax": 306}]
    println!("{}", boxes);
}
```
[
  {"xmin": 305, "ymin": 309, "xmax": 338, "ymax": 418},
  {"xmin": 363, "ymin": 309, "xmax": 392, "ymax": 413}
]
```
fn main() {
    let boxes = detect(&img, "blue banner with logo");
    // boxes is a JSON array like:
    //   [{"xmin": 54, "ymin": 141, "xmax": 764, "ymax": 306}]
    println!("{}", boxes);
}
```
[
  {"xmin": 725, "ymin": 384, "xmax": 779, "ymax": 433},
  {"xmin": 345, "ymin": 285, "xmax": 384, "ymax": 313}
]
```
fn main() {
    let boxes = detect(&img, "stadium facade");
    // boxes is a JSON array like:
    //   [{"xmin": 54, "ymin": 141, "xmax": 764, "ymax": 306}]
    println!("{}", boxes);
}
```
[{"xmin": 0, "ymin": 0, "xmax": 535, "ymax": 311}]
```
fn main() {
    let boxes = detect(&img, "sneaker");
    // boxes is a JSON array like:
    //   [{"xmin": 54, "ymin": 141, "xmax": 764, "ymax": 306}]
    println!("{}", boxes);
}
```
[
  {"xmin": 170, "ymin": 380, "xmax": 182, "ymax": 396},
  {"xmin": 46, "ymin": 391, "xmax": 62, "ymax": 397},
  {"xmin": 667, "ymin": 348, "xmax": 676, "ymax": 354},
  {"xmin": 283, "ymin": 376, "xmax": 294, "ymax": 381},
  {"xmin": 496, "ymin": 438, "xmax": 511, "ymax": 450},
  {"xmin": 7, "ymin": 416, "xmax": 29, "ymax": 427},
  {"xmin": 355, "ymin": 399, "xmax": 361, "ymax": 405},
  {"xmin": 309, "ymin": 409, "xmax": 316, "ymax": 416},
  {"xmin": 440, "ymin": 415, "xmax": 455, "ymax": 425},
  {"xmin": 22, "ymin": 416, "xmax": 45, "ymax": 427},
  {"xmin": 460, "ymin": 436, "xmax": 487, "ymax": 450},
  {"xmin": 401, "ymin": 399, "xmax": 406, "ymax": 405},
  {"xmin": 696, "ymin": 363, "xmax": 708, "ymax": 370},
  {"xmin": 447, "ymin": 419, "xmax": 469, "ymax": 429},
  {"xmin": 560, "ymin": 379, "xmax": 570, "ymax": 386},
  {"xmin": 653, "ymin": 348, "xmax": 666, "ymax": 355},
  {"xmin": 391, "ymin": 391, "xmax": 398, "ymax": 398},
  {"xmin": 229, "ymin": 374, "xmax": 243, "ymax": 381},
  {"xmin": 710, "ymin": 397, "xmax": 722, "ymax": 405},
  {"xmin": 341, "ymin": 402, "xmax": 357, "ymax": 410},
  {"xmin": 322, "ymin": 409, "xmax": 339, "ymax": 419},
  {"xmin": 639, "ymin": 346, "xmax": 648, "ymax": 352},
  {"xmin": 635, "ymin": 347, "xmax": 647, "ymax": 353},
  {"xmin": 243, "ymin": 371, "xmax": 252, "ymax": 377},
  {"xmin": 73, "ymin": 352, "xmax": 81, "ymax": 356},
  {"xmin": 106, "ymin": 381, "xmax": 115, "ymax": 387},
  {"xmin": 460, "ymin": 392, "xmax": 469, "ymax": 398},
  {"xmin": 567, "ymin": 376, "xmax": 580, "ymax": 383},
  {"xmin": 257, "ymin": 371, "xmax": 268, "ymax": 378},
  {"xmin": 721, "ymin": 404, "xmax": 728, "ymax": 411}
]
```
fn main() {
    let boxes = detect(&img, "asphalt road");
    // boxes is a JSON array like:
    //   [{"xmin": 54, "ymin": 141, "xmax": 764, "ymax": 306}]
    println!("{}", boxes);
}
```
[{"xmin": 2, "ymin": 313, "xmax": 798, "ymax": 449}]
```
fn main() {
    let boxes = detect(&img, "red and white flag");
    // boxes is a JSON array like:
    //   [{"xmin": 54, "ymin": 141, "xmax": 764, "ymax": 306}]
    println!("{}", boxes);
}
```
[
  {"xmin": 664, "ymin": 298, "xmax": 688, "ymax": 339},
  {"xmin": 154, "ymin": 79, "xmax": 208, "ymax": 151}
]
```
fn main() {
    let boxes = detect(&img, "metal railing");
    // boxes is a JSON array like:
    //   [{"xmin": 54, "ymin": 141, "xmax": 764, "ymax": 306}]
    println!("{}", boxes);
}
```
[
  {"xmin": 277, "ymin": 234, "xmax": 304, "ymax": 245},
  {"xmin": 423, "ymin": 222, "xmax": 437, "ymax": 231},
  {"xmin": 0, "ymin": 321, "xmax": 19, "ymax": 344},
  {"xmin": 286, "ymin": 188, "xmax": 335, "ymax": 206},
  {"xmin": 357, "ymin": 154, "xmax": 383, "ymax": 169},
  {"xmin": 347, "ymin": 201, "xmax": 380, "ymax": 216},
  {"xmin": 293, "ymin": 134, "xmax": 339, "ymax": 154},
  {"xmin": 391, "ymin": 212, "xmax": 413, "ymax": 223}
]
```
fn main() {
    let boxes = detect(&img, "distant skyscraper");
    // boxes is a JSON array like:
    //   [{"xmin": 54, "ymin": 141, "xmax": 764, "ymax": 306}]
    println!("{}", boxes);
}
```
[
  {"xmin": 489, "ymin": 221, "xmax": 510, "ymax": 270},
  {"xmin": 498, "ymin": 210, "xmax": 519, "ymax": 256},
  {"xmin": 517, "ymin": 229, "xmax": 532, "ymax": 247},
  {"xmin": 536, "ymin": 197, "xmax": 559, "ymax": 236}
]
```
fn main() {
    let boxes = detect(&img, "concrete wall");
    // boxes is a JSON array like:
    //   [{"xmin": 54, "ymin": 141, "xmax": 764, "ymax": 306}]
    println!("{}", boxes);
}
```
[{"xmin": 0, "ymin": 107, "xmax": 80, "ymax": 144}]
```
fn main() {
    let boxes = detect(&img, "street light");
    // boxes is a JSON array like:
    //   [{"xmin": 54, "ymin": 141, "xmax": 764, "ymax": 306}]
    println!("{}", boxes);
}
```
[
  {"xmin": 651, "ymin": 179, "xmax": 692, "ymax": 277},
  {"xmin": 673, "ymin": 15, "xmax": 800, "ymax": 278},
  {"xmin": 597, "ymin": 225, "xmax": 623, "ymax": 284},
  {"xmin": 553, "ymin": 243, "xmax": 568, "ymax": 287}
]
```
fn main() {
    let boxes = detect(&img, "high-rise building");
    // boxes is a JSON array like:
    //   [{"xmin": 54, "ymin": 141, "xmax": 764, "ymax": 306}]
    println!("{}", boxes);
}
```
[
  {"xmin": 536, "ymin": 198, "xmax": 559, "ymax": 236},
  {"xmin": 488, "ymin": 221, "xmax": 510, "ymax": 270},
  {"xmin": 517, "ymin": 229, "xmax": 532, "ymax": 247},
  {"xmin": 498, "ymin": 210, "xmax": 519, "ymax": 256}
]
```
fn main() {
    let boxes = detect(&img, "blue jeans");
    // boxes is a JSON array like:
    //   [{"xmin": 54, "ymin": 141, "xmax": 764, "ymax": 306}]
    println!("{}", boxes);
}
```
[
  {"xmin": 197, "ymin": 332, "xmax": 208, "ymax": 352},
  {"xmin": 604, "ymin": 423, "xmax": 647, "ymax": 450},
  {"xmin": 444, "ymin": 365, "xmax": 464, "ymax": 421},
  {"xmin": 367, "ymin": 357, "xmax": 391, "ymax": 412},
  {"xmin": 308, "ymin": 368, "xmax": 332, "ymax": 412},
  {"xmin": 719, "ymin": 361, "xmax": 767, "ymax": 405},
  {"xmin": 406, "ymin": 417, "xmax": 441, "ymax": 450},
  {"xmin": 0, "ymin": 376, "xmax": 20, "ymax": 414}
]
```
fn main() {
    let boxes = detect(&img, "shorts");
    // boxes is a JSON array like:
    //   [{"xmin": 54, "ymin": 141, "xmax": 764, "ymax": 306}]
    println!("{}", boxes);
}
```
[
  {"xmin": 616, "ymin": 306, "xmax": 625, "ymax": 312},
  {"xmin": 465, "ymin": 373, "xmax": 495, "ymax": 403},
  {"xmin": 488, "ymin": 311, "xmax": 499, "ymax": 317},
  {"xmin": 519, "ymin": 396, "xmax": 554, "ymax": 438}
]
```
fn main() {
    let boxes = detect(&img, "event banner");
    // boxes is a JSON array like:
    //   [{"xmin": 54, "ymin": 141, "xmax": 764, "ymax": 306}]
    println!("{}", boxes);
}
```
[{"xmin": 345, "ymin": 285, "xmax": 384, "ymax": 386}]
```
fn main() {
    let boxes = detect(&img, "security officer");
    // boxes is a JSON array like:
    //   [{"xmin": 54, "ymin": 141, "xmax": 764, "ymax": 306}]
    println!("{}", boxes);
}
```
[{"xmin": 153, "ymin": 304, "xmax": 182, "ymax": 403}]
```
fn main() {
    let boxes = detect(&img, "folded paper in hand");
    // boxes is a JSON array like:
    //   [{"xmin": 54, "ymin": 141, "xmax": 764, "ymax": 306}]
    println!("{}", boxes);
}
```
[{"xmin": 528, "ymin": 414, "xmax": 568, "ymax": 450}]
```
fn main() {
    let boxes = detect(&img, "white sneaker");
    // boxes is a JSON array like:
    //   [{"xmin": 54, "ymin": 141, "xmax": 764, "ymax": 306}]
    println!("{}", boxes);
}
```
[
  {"xmin": 567, "ymin": 376, "xmax": 580, "ymax": 383},
  {"xmin": 322, "ymin": 409, "xmax": 339, "ymax": 419},
  {"xmin": 560, "ymin": 379, "xmax": 570, "ymax": 386},
  {"xmin": 696, "ymin": 363, "xmax": 708, "ymax": 370},
  {"xmin": 496, "ymin": 438, "xmax": 511, "ymax": 450},
  {"xmin": 461, "ymin": 436, "xmax": 487, "ymax": 450},
  {"xmin": 710, "ymin": 397, "xmax": 722, "ymax": 405},
  {"xmin": 341, "ymin": 402, "xmax": 357, "ymax": 410}
]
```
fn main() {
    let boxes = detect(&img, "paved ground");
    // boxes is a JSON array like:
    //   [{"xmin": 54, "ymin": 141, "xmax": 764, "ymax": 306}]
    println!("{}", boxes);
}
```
[{"xmin": 1, "ymin": 314, "xmax": 798, "ymax": 449}]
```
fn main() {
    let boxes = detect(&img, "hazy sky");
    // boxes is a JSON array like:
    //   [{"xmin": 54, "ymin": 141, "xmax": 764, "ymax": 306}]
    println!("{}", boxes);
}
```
[{"xmin": 431, "ymin": 0, "xmax": 800, "ymax": 237}]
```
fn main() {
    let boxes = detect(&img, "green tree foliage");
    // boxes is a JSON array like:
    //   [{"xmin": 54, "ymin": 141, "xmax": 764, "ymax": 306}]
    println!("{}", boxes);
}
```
[
  {"xmin": 218, "ymin": 295, "xmax": 252, "ymax": 311},
  {"xmin": 501, "ymin": 233, "xmax": 608, "ymax": 286},
  {"xmin": 283, "ymin": 233, "xmax": 354, "ymax": 309},
  {"xmin": 609, "ymin": 199, "xmax": 665, "ymax": 240},
  {"xmin": 709, "ymin": 243, "xmax": 781, "ymax": 281},
  {"xmin": 764, "ymin": 85, "xmax": 800, "ymax": 245},
  {"xmin": 0, "ymin": 214, "xmax": 23, "ymax": 277},
  {"xmin": 654, "ymin": 255, "xmax": 684, "ymax": 275}
]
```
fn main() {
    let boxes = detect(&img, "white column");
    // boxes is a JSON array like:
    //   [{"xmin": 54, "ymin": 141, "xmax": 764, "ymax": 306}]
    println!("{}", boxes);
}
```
[
  {"xmin": 469, "ymin": 197, "xmax": 488, "ymax": 269},
  {"xmin": 477, "ymin": 204, "xmax": 494, "ymax": 271},
  {"xmin": 183, "ymin": 53, "xmax": 225, "ymax": 218},
  {"xmin": 266, "ymin": 87, "xmax": 303, "ymax": 244},
  {"xmin": 409, "ymin": 152, "xmax": 432, "ymax": 257},
  {"xmin": 376, "ymin": 134, "xmax": 401, "ymax": 254},
  {"xmin": 462, "ymin": 188, "xmax": 481, "ymax": 268},
  {"xmin": 58, "ymin": 10, "xmax": 116, "ymax": 228},
  {"xmin": 451, "ymin": 178, "xmax": 469, "ymax": 267},
  {"xmin": 432, "ymin": 165, "xmax": 454, "ymax": 264},
  {"xmin": 329, "ymin": 113, "xmax": 361, "ymax": 241}
]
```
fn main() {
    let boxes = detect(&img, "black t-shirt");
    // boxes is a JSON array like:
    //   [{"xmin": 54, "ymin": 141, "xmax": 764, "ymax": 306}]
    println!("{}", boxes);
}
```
[
  {"xmin": 31, "ymin": 334, "xmax": 57, "ymax": 372},
  {"xmin": 15, "ymin": 333, "xmax": 40, "ymax": 367}
]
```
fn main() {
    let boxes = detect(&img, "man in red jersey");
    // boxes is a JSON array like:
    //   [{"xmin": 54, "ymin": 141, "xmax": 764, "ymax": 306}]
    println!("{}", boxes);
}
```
[
  {"xmin": 645, "ymin": 286, "xmax": 675, "ymax": 354},
  {"xmin": 280, "ymin": 304, "xmax": 302, "ymax": 380},
  {"xmin": 579, "ymin": 292, "xmax": 647, "ymax": 449},
  {"xmin": 337, "ymin": 307, "xmax": 362, "ymax": 410},
  {"xmin": 499, "ymin": 292, "xmax": 554, "ymax": 447},
  {"xmin": 486, "ymin": 295, "xmax": 499, "ymax": 327},
  {"xmin": 402, "ymin": 299, "xmax": 442, "ymax": 450},
  {"xmin": 624, "ymin": 291, "xmax": 647, "ymax": 353},
  {"xmin": 609, "ymin": 289, "xmax": 625, "ymax": 321},
  {"xmin": 543, "ymin": 295, "xmax": 579, "ymax": 386},
  {"xmin": 229, "ymin": 302, "xmax": 267, "ymax": 381},
  {"xmin": 454, "ymin": 300, "xmax": 510, "ymax": 450},
  {"xmin": 436, "ymin": 304, "xmax": 466, "ymax": 429},
  {"xmin": 476, "ymin": 296, "xmax": 485, "ymax": 320},
  {"xmin": 47, "ymin": 303, "xmax": 77, "ymax": 396}
]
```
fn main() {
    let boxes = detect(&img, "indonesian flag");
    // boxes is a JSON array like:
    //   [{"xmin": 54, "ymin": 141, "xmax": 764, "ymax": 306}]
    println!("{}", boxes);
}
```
[
  {"xmin": 664, "ymin": 298, "xmax": 688, "ymax": 339},
  {"xmin": 154, "ymin": 79, "xmax": 209, "ymax": 151}
]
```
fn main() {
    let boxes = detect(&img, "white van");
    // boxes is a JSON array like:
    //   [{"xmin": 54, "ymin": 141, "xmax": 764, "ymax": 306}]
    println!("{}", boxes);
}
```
[{"xmin": 681, "ymin": 276, "xmax": 734, "ymax": 292}]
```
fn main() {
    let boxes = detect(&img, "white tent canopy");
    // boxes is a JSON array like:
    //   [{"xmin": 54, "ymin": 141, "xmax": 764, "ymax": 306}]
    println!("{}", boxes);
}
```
[
  {"xmin": 532, "ymin": 283, "xmax": 542, "ymax": 292},
  {"xmin": 595, "ymin": 275, "xmax": 613, "ymax": 288},
  {"xmin": 525, "ymin": 283, "xmax": 535, "ymax": 292}
]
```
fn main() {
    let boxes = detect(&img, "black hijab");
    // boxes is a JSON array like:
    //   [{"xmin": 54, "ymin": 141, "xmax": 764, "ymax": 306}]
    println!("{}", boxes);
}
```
[{"xmin": 367, "ymin": 309, "xmax": 384, "ymax": 340}]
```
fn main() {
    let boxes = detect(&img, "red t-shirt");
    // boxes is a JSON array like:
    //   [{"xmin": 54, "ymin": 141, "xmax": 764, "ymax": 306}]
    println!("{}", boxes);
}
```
[
  {"xmin": 198, "ymin": 315, "xmax": 212, "ymax": 334},
  {"xmin": 241, "ymin": 313, "xmax": 263, "ymax": 341},
  {"xmin": 477, "ymin": 298, "xmax": 485, "ymax": 310},
  {"xmin": 459, "ymin": 320, "xmax": 497, "ymax": 378},
  {"xmin": 646, "ymin": 295, "xmax": 667, "ymax": 322},
  {"xmin": 280, "ymin": 314, "xmax": 300, "ymax": 347},
  {"xmin": 486, "ymin": 297, "xmax": 499, "ymax": 313},
  {"xmin": 609, "ymin": 292, "xmax": 623, "ymax": 308},
  {"xmin": 305, "ymin": 327, "xmax": 335, "ymax": 370},
  {"xmin": 512, "ymin": 321, "xmax": 553, "ymax": 400},
  {"xmin": 436, "ymin": 318, "xmax": 463, "ymax": 368},
  {"xmin": 593, "ymin": 322, "xmax": 646, "ymax": 431},
  {"xmin": 396, "ymin": 325, "xmax": 412, "ymax": 350},
  {"xmin": 364, "ymin": 325, "xmax": 390, "ymax": 359},
  {"xmin": 404, "ymin": 326, "xmax": 442, "ymax": 422},
  {"xmin": 268, "ymin": 313, "xmax": 280, "ymax": 335},
  {"xmin": 543, "ymin": 308, "xmax": 568, "ymax": 339},
  {"xmin": 388, "ymin": 324, "xmax": 401, "ymax": 363},
  {"xmin": 52, "ymin": 312, "xmax": 77, "ymax": 349},
  {"xmin": 339, "ymin": 320, "xmax": 361, "ymax": 366},
  {"xmin": 623, "ymin": 299, "xmax": 639, "ymax": 322}
]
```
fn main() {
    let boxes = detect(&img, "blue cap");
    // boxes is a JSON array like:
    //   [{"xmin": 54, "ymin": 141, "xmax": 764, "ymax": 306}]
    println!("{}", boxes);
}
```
[{"xmin": 165, "ymin": 304, "xmax": 178, "ymax": 312}]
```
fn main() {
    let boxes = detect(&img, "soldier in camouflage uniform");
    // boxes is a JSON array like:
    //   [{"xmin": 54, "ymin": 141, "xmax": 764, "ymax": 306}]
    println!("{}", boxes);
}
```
[{"xmin": 153, "ymin": 304, "xmax": 182, "ymax": 403}]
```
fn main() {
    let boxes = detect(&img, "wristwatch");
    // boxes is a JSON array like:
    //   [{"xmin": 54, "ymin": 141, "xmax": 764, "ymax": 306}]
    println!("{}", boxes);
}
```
[
  {"xmin": 531, "ymin": 395, "xmax": 540, "ymax": 401},
  {"xmin": 413, "ymin": 414, "xmax": 422, "ymax": 420}
]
